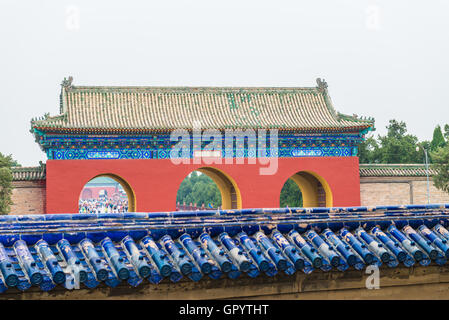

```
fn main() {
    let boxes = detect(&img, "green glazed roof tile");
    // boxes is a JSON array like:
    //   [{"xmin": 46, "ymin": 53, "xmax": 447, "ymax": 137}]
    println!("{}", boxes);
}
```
[
  {"xmin": 31, "ymin": 79, "xmax": 374, "ymax": 133},
  {"xmin": 359, "ymin": 164, "xmax": 436, "ymax": 177},
  {"xmin": 12, "ymin": 165, "xmax": 46, "ymax": 181}
]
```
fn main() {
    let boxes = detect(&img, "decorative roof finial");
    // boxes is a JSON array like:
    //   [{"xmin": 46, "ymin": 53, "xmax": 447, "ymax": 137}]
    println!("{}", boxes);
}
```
[
  {"xmin": 61, "ymin": 76, "xmax": 73, "ymax": 89},
  {"xmin": 38, "ymin": 161, "xmax": 46, "ymax": 171},
  {"xmin": 316, "ymin": 78, "xmax": 328, "ymax": 92}
]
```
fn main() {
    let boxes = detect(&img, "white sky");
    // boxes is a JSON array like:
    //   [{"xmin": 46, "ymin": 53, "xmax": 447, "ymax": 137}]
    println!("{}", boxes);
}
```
[{"xmin": 0, "ymin": 0, "xmax": 448, "ymax": 166}]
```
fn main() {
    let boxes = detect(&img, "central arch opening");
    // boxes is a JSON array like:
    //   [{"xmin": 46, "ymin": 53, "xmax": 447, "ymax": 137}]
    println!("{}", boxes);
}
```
[
  {"xmin": 280, "ymin": 179, "xmax": 303, "ymax": 207},
  {"xmin": 280, "ymin": 171, "xmax": 333, "ymax": 208},
  {"xmin": 78, "ymin": 174, "xmax": 136, "ymax": 213},
  {"xmin": 176, "ymin": 168, "xmax": 241, "ymax": 210}
]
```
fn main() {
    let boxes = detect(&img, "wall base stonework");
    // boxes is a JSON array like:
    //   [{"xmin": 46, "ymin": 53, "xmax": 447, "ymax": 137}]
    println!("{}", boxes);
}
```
[
  {"xmin": 2, "ymin": 265, "xmax": 449, "ymax": 300},
  {"xmin": 10, "ymin": 180, "xmax": 46, "ymax": 215}
]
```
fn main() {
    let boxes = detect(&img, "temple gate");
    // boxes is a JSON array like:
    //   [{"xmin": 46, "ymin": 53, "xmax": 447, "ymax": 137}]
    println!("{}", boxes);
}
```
[{"xmin": 30, "ymin": 78, "xmax": 374, "ymax": 213}]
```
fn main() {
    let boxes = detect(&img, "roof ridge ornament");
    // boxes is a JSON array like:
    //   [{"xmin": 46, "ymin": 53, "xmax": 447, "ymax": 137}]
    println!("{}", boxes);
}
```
[
  {"xmin": 38, "ymin": 161, "xmax": 46, "ymax": 171},
  {"xmin": 316, "ymin": 78, "xmax": 328, "ymax": 92},
  {"xmin": 61, "ymin": 76, "xmax": 74, "ymax": 89}
]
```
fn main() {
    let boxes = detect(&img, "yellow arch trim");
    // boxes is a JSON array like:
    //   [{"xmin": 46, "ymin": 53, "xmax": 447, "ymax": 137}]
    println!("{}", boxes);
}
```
[
  {"xmin": 287, "ymin": 171, "xmax": 333, "ymax": 208},
  {"xmin": 290, "ymin": 174, "xmax": 318, "ymax": 207},
  {"xmin": 302, "ymin": 170, "xmax": 333, "ymax": 207},
  {"xmin": 85, "ymin": 173, "xmax": 137, "ymax": 212},
  {"xmin": 196, "ymin": 167, "xmax": 242, "ymax": 210}
]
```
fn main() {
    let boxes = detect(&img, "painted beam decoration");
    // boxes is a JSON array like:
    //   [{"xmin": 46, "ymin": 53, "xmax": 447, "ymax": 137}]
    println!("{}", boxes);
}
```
[
  {"xmin": 0, "ymin": 203, "xmax": 449, "ymax": 293},
  {"xmin": 32, "ymin": 131, "xmax": 364, "ymax": 160}
]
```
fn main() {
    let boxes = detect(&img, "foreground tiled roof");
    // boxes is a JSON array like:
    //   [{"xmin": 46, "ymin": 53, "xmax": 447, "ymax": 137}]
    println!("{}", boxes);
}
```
[
  {"xmin": 31, "ymin": 78, "xmax": 374, "ymax": 133},
  {"xmin": 11, "ymin": 165, "xmax": 46, "ymax": 181},
  {"xmin": 0, "ymin": 204, "xmax": 449, "ymax": 294},
  {"xmin": 359, "ymin": 164, "xmax": 437, "ymax": 177}
]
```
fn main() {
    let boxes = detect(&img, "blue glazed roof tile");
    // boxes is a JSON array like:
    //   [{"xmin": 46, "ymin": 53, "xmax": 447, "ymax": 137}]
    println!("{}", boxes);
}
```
[{"xmin": 1, "ymin": 204, "xmax": 449, "ymax": 294}]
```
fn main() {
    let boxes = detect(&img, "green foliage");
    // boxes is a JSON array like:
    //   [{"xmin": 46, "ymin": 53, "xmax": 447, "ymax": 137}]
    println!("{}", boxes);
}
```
[
  {"xmin": 0, "ymin": 153, "xmax": 16, "ymax": 214},
  {"xmin": 280, "ymin": 179, "xmax": 303, "ymax": 207},
  {"xmin": 377, "ymin": 120, "xmax": 422, "ymax": 163},
  {"xmin": 359, "ymin": 120, "xmax": 422, "ymax": 164},
  {"xmin": 359, "ymin": 120, "xmax": 449, "ymax": 195},
  {"xmin": 10, "ymin": 160, "xmax": 21, "ymax": 167},
  {"xmin": 176, "ymin": 171, "xmax": 222, "ymax": 207},
  {"xmin": 430, "ymin": 125, "xmax": 446, "ymax": 152},
  {"xmin": 358, "ymin": 135, "xmax": 380, "ymax": 164},
  {"xmin": 431, "ymin": 145, "xmax": 449, "ymax": 194},
  {"xmin": 444, "ymin": 124, "xmax": 449, "ymax": 142}
]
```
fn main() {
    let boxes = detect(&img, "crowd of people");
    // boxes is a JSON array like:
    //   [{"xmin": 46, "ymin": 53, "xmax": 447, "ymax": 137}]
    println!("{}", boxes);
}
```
[{"xmin": 78, "ymin": 197, "xmax": 129, "ymax": 213}]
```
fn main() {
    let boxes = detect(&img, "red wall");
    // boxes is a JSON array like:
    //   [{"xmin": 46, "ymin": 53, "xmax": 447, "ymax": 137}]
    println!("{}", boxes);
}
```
[{"xmin": 45, "ymin": 157, "xmax": 361, "ymax": 214}]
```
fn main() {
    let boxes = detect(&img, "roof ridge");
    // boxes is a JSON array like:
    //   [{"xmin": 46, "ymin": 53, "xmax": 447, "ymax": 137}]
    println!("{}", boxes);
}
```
[
  {"xmin": 12, "ymin": 166, "xmax": 42, "ymax": 170},
  {"xmin": 68, "ymin": 85, "xmax": 320, "ymax": 90}
]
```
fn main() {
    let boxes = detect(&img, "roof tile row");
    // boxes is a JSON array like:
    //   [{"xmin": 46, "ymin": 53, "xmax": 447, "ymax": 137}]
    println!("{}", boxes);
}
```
[
  {"xmin": 11, "ymin": 166, "xmax": 46, "ymax": 181},
  {"xmin": 0, "ymin": 204, "xmax": 448, "ymax": 294},
  {"xmin": 359, "ymin": 164, "xmax": 436, "ymax": 177},
  {"xmin": 31, "ymin": 80, "xmax": 374, "ymax": 133}
]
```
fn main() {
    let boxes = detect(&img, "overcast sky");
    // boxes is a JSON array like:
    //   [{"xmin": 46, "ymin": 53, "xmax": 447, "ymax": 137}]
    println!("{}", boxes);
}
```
[{"xmin": 0, "ymin": 0, "xmax": 448, "ymax": 166}]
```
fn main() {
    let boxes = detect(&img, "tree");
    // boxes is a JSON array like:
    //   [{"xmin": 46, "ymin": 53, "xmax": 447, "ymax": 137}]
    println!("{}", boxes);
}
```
[
  {"xmin": 431, "ymin": 145, "xmax": 449, "ymax": 194},
  {"xmin": 444, "ymin": 124, "xmax": 449, "ymax": 142},
  {"xmin": 0, "ymin": 153, "xmax": 16, "ymax": 214},
  {"xmin": 176, "ymin": 171, "xmax": 222, "ymax": 207},
  {"xmin": 375, "ymin": 120, "xmax": 421, "ymax": 163},
  {"xmin": 357, "ymin": 120, "xmax": 423, "ymax": 164},
  {"xmin": 358, "ymin": 134, "xmax": 380, "ymax": 164},
  {"xmin": 430, "ymin": 125, "xmax": 446, "ymax": 152},
  {"xmin": 280, "ymin": 179, "xmax": 303, "ymax": 207}
]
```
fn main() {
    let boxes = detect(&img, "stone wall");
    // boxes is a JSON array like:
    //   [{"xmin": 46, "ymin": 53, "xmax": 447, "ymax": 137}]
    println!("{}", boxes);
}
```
[
  {"xmin": 360, "ymin": 176, "xmax": 449, "ymax": 206},
  {"xmin": 10, "ymin": 180, "xmax": 46, "ymax": 215}
]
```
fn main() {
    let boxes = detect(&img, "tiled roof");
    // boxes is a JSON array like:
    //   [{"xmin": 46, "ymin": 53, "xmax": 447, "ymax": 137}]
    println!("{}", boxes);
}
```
[
  {"xmin": 11, "ymin": 165, "xmax": 46, "ymax": 181},
  {"xmin": 359, "ymin": 164, "xmax": 437, "ymax": 177},
  {"xmin": 0, "ymin": 204, "xmax": 449, "ymax": 294},
  {"xmin": 31, "ymin": 78, "xmax": 374, "ymax": 133}
]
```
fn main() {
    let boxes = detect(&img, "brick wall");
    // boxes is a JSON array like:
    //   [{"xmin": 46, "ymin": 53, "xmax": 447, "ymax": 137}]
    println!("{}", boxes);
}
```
[
  {"xmin": 412, "ymin": 180, "xmax": 449, "ymax": 204},
  {"xmin": 360, "ymin": 176, "xmax": 449, "ymax": 206},
  {"xmin": 10, "ymin": 180, "xmax": 46, "ymax": 215}
]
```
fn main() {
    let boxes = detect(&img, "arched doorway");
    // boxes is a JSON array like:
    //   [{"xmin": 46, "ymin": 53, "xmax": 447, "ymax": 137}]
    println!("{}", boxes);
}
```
[
  {"xmin": 78, "ymin": 174, "xmax": 136, "ymax": 213},
  {"xmin": 281, "ymin": 171, "xmax": 333, "ymax": 207},
  {"xmin": 176, "ymin": 167, "xmax": 241, "ymax": 210},
  {"xmin": 280, "ymin": 178, "xmax": 303, "ymax": 208}
]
